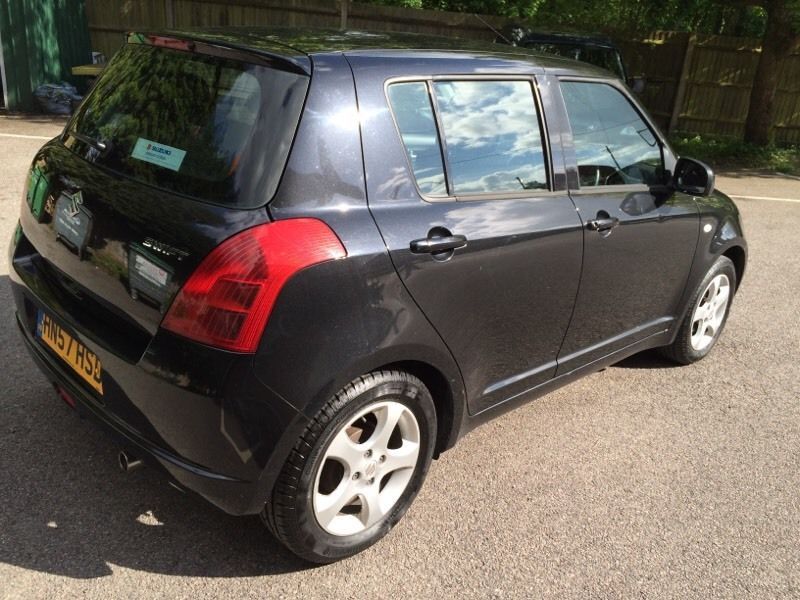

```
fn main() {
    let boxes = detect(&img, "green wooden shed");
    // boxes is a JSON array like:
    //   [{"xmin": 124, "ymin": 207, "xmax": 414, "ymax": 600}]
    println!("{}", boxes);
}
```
[{"xmin": 0, "ymin": 0, "xmax": 92, "ymax": 111}]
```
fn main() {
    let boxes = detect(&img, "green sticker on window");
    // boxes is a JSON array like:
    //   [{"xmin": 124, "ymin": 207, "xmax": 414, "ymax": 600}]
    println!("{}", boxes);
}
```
[{"xmin": 131, "ymin": 137, "xmax": 186, "ymax": 172}]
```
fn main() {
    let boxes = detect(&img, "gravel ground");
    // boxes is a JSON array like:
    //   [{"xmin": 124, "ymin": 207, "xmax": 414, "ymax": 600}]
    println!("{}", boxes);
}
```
[{"xmin": 1, "ymin": 117, "xmax": 798, "ymax": 599}]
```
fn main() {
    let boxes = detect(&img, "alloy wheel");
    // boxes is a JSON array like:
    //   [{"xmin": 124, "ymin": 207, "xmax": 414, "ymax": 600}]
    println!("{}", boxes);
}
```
[
  {"xmin": 690, "ymin": 273, "xmax": 731, "ymax": 351},
  {"xmin": 312, "ymin": 400, "xmax": 421, "ymax": 536}
]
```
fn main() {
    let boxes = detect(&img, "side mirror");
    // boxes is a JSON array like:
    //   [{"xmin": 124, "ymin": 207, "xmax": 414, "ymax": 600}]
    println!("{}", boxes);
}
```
[
  {"xmin": 673, "ymin": 157, "xmax": 715, "ymax": 197},
  {"xmin": 628, "ymin": 76, "xmax": 646, "ymax": 95}
]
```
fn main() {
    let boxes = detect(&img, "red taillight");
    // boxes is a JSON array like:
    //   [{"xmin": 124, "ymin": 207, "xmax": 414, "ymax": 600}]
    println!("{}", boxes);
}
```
[{"xmin": 161, "ymin": 219, "xmax": 346, "ymax": 353}]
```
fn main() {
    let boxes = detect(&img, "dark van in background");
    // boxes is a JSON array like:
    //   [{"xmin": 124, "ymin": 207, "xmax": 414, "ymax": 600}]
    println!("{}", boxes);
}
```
[{"xmin": 497, "ymin": 28, "xmax": 646, "ymax": 93}]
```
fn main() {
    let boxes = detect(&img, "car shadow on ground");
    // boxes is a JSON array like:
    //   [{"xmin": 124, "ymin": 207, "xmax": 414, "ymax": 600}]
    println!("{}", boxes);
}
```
[
  {"xmin": 612, "ymin": 349, "xmax": 681, "ymax": 370},
  {"xmin": 0, "ymin": 276, "xmax": 313, "ymax": 579}
]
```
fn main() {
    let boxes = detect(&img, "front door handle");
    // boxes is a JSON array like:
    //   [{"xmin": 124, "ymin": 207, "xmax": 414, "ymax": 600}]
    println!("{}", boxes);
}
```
[
  {"xmin": 587, "ymin": 216, "xmax": 620, "ymax": 232},
  {"xmin": 410, "ymin": 234, "xmax": 468, "ymax": 254}
]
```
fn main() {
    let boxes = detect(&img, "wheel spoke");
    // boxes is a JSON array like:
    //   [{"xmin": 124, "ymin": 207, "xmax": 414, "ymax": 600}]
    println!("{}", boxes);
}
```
[
  {"xmin": 359, "ymin": 484, "xmax": 385, "ymax": 529},
  {"xmin": 315, "ymin": 480, "xmax": 357, "ymax": 529},
  {"xmin": 706, "ymin": 278, "xmax": 718, "ymax": 301},
  {"xmin": 370, "ymin": 403, "xmax": 405, "ymax": 451},
  {"xmin": 694, "ymin": 303, "xmax": 708, "ymax": 322},
  {"xmin": 713, "ymin": 286, "xmax": 730, "ymax": 315},
  {"xmin": 384, "ymin": 441, "xmax": 419, "ymax": 473},
  {"xmin": 327, "ymin": 428, "xmax": 364, "ymax": 473}
]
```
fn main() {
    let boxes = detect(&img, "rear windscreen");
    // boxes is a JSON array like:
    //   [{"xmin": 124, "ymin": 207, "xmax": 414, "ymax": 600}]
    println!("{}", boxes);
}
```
[{"xmin": 65, "ymin": 42, "xmax": 309, "ymax": 207}]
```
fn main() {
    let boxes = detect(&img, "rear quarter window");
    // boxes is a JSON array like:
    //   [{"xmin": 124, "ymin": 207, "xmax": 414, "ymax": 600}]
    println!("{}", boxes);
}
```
[
  {"xmin": 65, "ymin": 42, "xmax": 309, "ymax": 207},
  {"xmin": 387, "ymin": 82, "xmax": 447, "ymax": 196}
]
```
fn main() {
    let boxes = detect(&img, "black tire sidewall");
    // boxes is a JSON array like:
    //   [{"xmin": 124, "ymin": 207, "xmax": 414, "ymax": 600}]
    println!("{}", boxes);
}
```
[{"xmin": 287, "ymin": 375, "xmax": 436, "ymax": 562}]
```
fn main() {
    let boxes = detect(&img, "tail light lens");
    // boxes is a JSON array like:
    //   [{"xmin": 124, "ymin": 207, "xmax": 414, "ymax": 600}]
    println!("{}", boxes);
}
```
[{"xmin": 161, "ymin": 219, "xmax": 346, "ymax": 352}]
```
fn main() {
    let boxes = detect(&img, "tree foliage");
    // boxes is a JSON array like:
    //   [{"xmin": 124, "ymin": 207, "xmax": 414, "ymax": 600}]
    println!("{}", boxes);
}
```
[
  {"xmin": 743, "ymin": 0, "xmax": 800, "ymax": 145},
  {"xmin": 365, "ymin": 0, "xmax": 769, "ymax": 35},
  {"xmin": 366, "ymin": 0, "xmax": 800, "ymax": 146}
]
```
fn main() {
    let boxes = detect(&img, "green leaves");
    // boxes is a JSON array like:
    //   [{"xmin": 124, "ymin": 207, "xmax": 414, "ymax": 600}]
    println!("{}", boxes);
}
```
[{"xmin": 360, "ymin": 0, "xmax": 773, "ymax": 36}]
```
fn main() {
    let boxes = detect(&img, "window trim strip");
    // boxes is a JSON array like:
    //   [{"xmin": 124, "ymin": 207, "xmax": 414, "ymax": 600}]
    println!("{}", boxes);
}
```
[{"xmin": 426, "ymin": 79, "xmax": 455, "ymax": 196}]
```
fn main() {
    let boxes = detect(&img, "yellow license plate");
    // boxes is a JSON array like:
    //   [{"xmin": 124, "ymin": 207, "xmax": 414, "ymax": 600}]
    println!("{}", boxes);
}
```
[{"xmin": 37, "ymin": 311, "xmax": 104, "ymax": 394}]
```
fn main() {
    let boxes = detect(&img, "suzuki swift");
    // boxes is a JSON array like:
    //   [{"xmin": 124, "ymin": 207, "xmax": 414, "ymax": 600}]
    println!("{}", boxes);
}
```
[{"xmin": 8, "ymin": 29, "xmax": 747, "ymax": 563}]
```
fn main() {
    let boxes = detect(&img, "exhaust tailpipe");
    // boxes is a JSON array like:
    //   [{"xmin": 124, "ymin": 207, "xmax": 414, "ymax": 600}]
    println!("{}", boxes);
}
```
[{"xmin": 118, "ymin": 450, "xmax": 143, "ymax": 473}]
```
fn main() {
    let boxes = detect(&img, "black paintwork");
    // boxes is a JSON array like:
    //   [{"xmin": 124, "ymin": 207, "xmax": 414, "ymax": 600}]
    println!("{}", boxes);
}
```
[{"xmin": 8, "ymin": 29, "xmax": 747, "ymax": 516}]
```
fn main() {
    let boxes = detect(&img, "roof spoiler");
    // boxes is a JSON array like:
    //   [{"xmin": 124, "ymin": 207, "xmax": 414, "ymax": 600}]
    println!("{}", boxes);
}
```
[{"xmin": 127, "ymin": 32, "xmax": 311, "ymax": 76}]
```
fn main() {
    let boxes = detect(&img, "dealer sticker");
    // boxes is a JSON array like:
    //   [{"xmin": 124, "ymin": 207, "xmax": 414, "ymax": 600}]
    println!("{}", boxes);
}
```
[{"xmin": 131, "ymin": 137, "xmax": 186, "ymax": 172}]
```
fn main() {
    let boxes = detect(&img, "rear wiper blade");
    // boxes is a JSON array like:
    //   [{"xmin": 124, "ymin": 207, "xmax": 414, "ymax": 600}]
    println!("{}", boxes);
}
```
[{"xmin": 70, "ymin": 131, "xmax": 108, "ymax": 152}]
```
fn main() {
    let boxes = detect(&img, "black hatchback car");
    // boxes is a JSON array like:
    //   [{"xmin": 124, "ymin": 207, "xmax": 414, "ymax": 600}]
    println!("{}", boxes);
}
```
[{"xmin": 8, "ymin": 29, "xmax": 746, "ymax": 563}]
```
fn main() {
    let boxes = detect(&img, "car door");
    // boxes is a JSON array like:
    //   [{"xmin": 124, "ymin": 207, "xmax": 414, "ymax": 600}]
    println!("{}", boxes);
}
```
[
  {"xmin": 554, "ymin": 78, "xmax": 700, "ymax": 374},
  {"xmin": 348, "ymin": 55, "xmax": 584, "ymax": 414}
]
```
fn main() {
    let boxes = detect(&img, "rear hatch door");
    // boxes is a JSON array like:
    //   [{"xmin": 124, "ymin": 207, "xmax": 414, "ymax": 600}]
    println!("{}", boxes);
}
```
[{"xmin": 17, "ymin": 34, "xmax": 309, "ymax": 358}]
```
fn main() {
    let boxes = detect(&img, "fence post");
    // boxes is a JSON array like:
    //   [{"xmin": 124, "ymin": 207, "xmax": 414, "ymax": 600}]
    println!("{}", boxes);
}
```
[
  {"xmin": 165, "ymin": 0, "xmax": 175, "ymax": 29},
  {"xmin": 668, "ymin": 33, "xmax": 697, "ymax": 134},
  {"xmin": 340, "ymin": 0, "xmax": 349, "ymax": 30}
]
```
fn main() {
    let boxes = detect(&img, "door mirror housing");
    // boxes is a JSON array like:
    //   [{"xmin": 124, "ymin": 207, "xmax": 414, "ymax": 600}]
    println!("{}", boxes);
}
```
[{"xmin": 673, "ymin": 157, "xmax": 715, "ymax": 197}]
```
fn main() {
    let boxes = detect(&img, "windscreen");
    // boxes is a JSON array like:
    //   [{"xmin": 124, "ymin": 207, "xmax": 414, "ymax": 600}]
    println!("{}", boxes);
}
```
[{"xmin": 65, "ymin": 42, "xmax": 309, "ymax": 207}]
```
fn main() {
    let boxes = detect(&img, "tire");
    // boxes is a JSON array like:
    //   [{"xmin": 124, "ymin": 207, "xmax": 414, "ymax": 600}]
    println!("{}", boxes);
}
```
[
  {"xmin": 262, "ymin": 370, "xmax": 437, "ymax": 563},
  {"xmin": 661, "ymin": 255, "xmax": 737, "ymax": 365}
]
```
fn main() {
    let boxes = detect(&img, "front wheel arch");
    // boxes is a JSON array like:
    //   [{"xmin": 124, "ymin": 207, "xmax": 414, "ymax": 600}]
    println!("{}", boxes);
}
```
[{"xmin": 723, "ymin": 245, "xmax": 746, "ymax": 291}]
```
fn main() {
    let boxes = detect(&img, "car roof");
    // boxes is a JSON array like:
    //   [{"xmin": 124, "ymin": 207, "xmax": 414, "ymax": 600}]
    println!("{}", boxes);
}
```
[{"xmin": 161, "ymin": 27, "xmax": 613, "ymax": 78}]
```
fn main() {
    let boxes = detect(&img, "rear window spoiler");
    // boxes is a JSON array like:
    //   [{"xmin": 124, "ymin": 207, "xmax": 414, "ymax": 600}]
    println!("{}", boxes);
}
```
[{"xmin": 127, "ymin": 32, "xmax": 311, "ymax": 76}]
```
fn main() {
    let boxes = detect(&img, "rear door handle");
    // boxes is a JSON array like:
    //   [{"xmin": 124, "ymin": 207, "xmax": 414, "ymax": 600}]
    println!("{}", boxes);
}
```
[
  {"xmin": 410, "ymin": 234, "xmax": 468, "ymax": 254},
  {"xmin": 586, "ymin": 217, "xmax": 620, "ymax": 232}
]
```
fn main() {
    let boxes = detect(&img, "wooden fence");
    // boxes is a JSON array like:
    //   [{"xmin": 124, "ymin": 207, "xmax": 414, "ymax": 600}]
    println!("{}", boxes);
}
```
[
  {"xmin": 85, "ymin": 0, "xmax": 503, "ymax": 61},
  {"xmin": 85, "ymin": 0, "xmax": 800, "ymax": 144},
  {"xmin": 616, "ymin": 31, "xmax": 800, "ymax": 144}
]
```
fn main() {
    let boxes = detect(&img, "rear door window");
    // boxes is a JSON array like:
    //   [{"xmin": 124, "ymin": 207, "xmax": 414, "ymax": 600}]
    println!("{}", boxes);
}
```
[
  {"xmin": 433, "ymin": 80, "xmax": 548, "ymax": 194},
  {"xmin": 65, "ymin": 40, "xmax": 309, "ymax": 207},
  {"xmin": 387, "ymin": 79, "xmax": 549, "ymax": 197},
  {"xmin": 560, "ymin": 81, "xmax": 662, "ymax": 187}
]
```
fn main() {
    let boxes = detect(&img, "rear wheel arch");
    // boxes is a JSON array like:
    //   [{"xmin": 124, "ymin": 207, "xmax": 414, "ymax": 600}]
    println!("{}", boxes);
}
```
[
  {"xmin": 375, "ymin": 360, "xmax": 463, "ymax": 458},
  {"xmin": 254, "ymin": 356, "xmax": 465, "ymax": 515}
]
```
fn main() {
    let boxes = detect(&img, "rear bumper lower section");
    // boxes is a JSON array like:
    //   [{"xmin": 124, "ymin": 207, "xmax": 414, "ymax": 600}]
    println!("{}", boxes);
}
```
[
  {"xmin": 9, "ymin": 240, "xmax": 308, "ymax": 516},
  {"xmin": 16, "ymin": 314, "xmax": 255, "ymax": 513}
]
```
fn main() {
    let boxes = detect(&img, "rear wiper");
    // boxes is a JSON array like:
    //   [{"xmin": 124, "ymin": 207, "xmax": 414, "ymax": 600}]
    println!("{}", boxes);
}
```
[{"xmin": 70, "ymin": 131, "xmax": 108, "ymax": 152}]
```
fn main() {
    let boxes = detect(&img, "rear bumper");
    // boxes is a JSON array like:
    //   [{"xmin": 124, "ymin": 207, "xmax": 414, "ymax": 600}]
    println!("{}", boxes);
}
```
[
  {"xmin": 15, "ymin": 314, "xmax": 253, "ymax": 511},
  {"xmin": 9, "ymin": 237, "xmax": 308, "ymax": 516}
]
